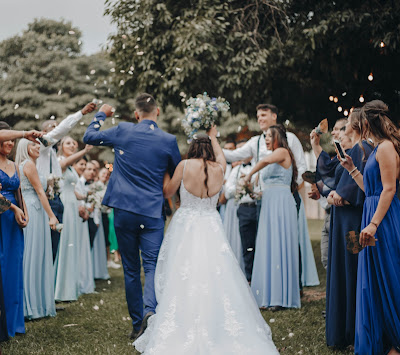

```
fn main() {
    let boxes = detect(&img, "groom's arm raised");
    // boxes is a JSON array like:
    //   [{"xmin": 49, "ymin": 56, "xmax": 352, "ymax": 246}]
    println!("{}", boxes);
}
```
[{"xmin": 83, "ymin": 104, "xmax": 117, "ymax": 146}]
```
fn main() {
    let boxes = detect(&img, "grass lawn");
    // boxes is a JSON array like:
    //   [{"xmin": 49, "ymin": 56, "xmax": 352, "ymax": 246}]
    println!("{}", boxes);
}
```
[{"xmin": 1, "ymin": 220, "xmax": 351, "ymax": 355}]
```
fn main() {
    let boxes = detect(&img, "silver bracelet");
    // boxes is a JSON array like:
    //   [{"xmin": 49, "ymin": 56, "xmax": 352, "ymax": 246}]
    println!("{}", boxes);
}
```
[{"xmin": 349, "ymin": 167, "xmax": 357, "ymax": 175}]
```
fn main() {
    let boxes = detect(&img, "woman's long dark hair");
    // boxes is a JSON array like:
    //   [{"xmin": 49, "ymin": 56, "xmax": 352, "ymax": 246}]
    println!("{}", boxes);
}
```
[
  {"xmin": 361, "ymin": 100, "xmax": 400, "ymax": 156},
  {"xmin": 187, "ymin": 134, "xmax": 216, "ymax": 197},
  {"xmin": 269, "ymin": 125, "xmax": 298, "ymax": 193}
]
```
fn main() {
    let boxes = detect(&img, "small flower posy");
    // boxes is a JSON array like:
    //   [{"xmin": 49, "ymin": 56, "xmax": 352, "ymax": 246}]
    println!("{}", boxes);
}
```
[{"xmin": 181, "ymin": 92, "xmax": 230, "ymax": 141}]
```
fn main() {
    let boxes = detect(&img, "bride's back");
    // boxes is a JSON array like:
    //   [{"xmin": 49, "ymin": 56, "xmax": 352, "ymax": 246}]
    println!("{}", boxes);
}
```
[{"xmin": 182, "ymin": 159, "xmax": 224, "ymax": 198}]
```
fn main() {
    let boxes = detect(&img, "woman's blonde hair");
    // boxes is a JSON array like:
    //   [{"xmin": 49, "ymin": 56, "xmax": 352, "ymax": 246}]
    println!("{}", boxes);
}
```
[{"xmin": 15, "ymin": 138, "xmax": 33, "ymax": 166}]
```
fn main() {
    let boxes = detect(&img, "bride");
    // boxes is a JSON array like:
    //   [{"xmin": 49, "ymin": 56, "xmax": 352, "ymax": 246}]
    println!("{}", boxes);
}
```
[{"xmin": 134, "ymin": 126, "xmax": 278, "ymax": 354}]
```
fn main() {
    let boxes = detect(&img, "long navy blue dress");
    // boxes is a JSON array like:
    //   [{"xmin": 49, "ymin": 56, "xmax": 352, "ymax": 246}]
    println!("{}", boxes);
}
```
[
  {"xmin": 0, "ymin": 168, "xmax": 25, "ymax": 337},
  {"xmin": 0, "ymin": 264, "xmax": 8, "ymax": 342},
  {"xmin": 355, "ymin": 145, "xmax": 400, "ymax": 354},
  {"xmin": 317, "ymin": 141, "xmax": 372, "ymax": 348}
]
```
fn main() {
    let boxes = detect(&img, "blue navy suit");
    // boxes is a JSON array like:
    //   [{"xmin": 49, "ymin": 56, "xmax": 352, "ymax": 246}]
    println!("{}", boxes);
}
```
[{"xmin": 84, "ymin": 113, "xmax": 181, "ymax": 331}]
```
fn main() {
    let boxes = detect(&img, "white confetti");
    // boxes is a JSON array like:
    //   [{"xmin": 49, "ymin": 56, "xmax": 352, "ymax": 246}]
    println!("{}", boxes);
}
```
[
  {"xmin": 289, "ymin": 333, "xmax": 294, "ymax": 338},
  {"xmin": 137, "ymin": 51, "xmax": 144, "ymax": 55},
  {"xmin": 256, "ymin": 290, "xmax": 260, "ymax": 295},
  {"xmin": 110, "ymin": 68, "xmax": 116, "ymax": 72},
  {"xmin": 111, "ymin": 108, "xmax": 116, "ymax": 113},
  {"xmin": 130, "ymin": 66, "xmax": 134, "ymax": 71},
  {"xmin": 111, "ymin": 149, "xmax": 115, "ymax": 153},
  {"xmin": 282, "ymin": 337, "xmax": 286, "ymax": 341},
  {"xmin": 100, "ymin": 141, "xmax": 104, "ymax": 144},
  {"xmin": 140, "ymin": 224, "xmax": 144, "ymax": 229},
  {"xmin": 102, "ymin": 288, "xmax": 106, "ymax": 291},
  {"xmin": 93, "ymin": 117, "xmax": 97, "ymax": 121},
  {"xmin": 90, "ymin": 69, "xmax": 96, "ymax": 75},
  {"xmin": 50, "ymin": 115, "xmax": 55, "ymax": 120},
  {"xmin": 119, "ymin": 150, "xmax": 124, "ymax": 155},
  {"xmin": 68, "ymin": 30, "xmax": 75, "ymax": 35},
  {"xmin": 108, "ymin": 88, "xmax": 111, "ymax": 93},
  {"xmin": 111, "ymin": 118, "xmax": 115, "ymax": 125},
  {"xmin": 68, "ymin": 243, "xmax": 73, "ymax": 247},
  {"xmin": 146, "ymin": 97, "xmax": 151, "ymax": 102},
  {"xmin": 122, "ymin": 317, "xmax": 127, "ymax": 321},
  {"xmin": 127, "ymin": 316, "xmax": 131, "ymax": 320},
  {"xmin": 80, "ymin": 122, "xmax": 85, "ymax": 126},
  {"xmin": 63, "ymin": 324, "xmax": 78, "ymax": 327},
  {"xmin": 78, "ymin": 40, "xmax": 82, "ymax": 45},
  {"xmin": 58, "ymin": 89, "xmax": 62, "ymax": 95},
  {"xmin": 176, "ymin": 67, "xmax": 182, "ymax": 72},
  {"xmin": 100, "ymin": 299, "xmax": 104, "ymax": 305},
  {"xmin": 94, "ymin": 89, "xmax": 98, "ymax": 93},
  {"xmin": 247, "ymin": 248, "xmax": 253, "ymax": 252},
  {"xmin": 94, "ymin": 124, "xmax": 100, "ymax": 129},
  {"xmin": 237, "ymin": 126, "xmax": 242, "ymax": 132},
  {"xmin": 119, "ymin": 80, "xmax": 125, "ymax": 86},
  {"xmin": 14, "ymin": 104, "xmax": 19, "ymax": 109},
  {"xmin": 107, "ymin": 280, "xmax": 111, "ymax": 285},
  {"xmin": 269, "ymin": 318, "xmax": 275, "ymax": 323},
  {"xmin": 120, "ymin": 70, "xmax": 125, "ymax": 73},
  {"xmin": 71, "ymin": 182, "xmax": 76, "ymax": 186},
  {"xmin": 128, "ymin": 71, "xmax": 133, "ymax": 75},
  {"xmin": 150, "ymin": 124, "xmax": 154, "ymax": 130},
  {"xmin": 86, "ymin": 75, "xmax": 90, "ymax": 80},
  {"xmin": 122, "ymin": 34, "xmax": 127, "ymax": 39},
  {"xmin": 80, "ymin": 303, "xmax": 83, "ymax": 306},
  {"xmin": 103, "ymin": 80, "xmax": 107, "ymax": 84},
  {"xmin": 122, "ymin": 44, "xmax": 126, "ymax": 49},
  {"xmin": 99, "ymin": 120, "xmax": 104, "ymax": 126},
  {"xmin": 35, "ymin": 114, "xmax": 40, "ymax": 119},
  {"xmin": 93, "ymin": 305, "xmax": 99, "ymax": 311}
]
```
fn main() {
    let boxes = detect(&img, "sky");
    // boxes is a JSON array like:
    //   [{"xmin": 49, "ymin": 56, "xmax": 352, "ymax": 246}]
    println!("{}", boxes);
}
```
[{"xmin": 0, "ymin": 0, "xmax": 116, "ymax": 55}]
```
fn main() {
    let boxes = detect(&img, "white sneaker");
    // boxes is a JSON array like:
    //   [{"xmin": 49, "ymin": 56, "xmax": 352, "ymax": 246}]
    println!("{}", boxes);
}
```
[{"xmin": 107, "ymin": 260, "xmax": 121, "ymax": 269}]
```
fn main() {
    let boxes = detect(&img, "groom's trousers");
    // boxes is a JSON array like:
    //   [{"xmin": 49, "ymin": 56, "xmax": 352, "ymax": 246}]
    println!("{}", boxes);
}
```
[{"xmin": 114, "ymin": 208, "xmax": 164, "ymax": 331}]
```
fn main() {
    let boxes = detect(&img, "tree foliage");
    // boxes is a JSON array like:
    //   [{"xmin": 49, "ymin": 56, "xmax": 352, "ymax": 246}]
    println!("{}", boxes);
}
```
[{"xmin": 105, "ymin": 0, "xmax": 400, "ymax": 131}]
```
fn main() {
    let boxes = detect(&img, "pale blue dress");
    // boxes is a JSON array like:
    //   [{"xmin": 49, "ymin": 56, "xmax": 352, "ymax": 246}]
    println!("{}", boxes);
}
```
[
  {"xmin": 251, "ymin": 163, "xmax": 300, "ymax": 308},
  {"xmin": 92, "ymin": 216, "xmax": 110, "ymax": 280},
  {"xmin": 20, "ymin": 160, "xmax": 56, "ymax": 319},
  {"xmin": 54, "ymin": 166, "xmax": 80, "ymax": 301},
  {"xmin": 223, "ymin": 198, "xmax": 245, "ymax": 272}
]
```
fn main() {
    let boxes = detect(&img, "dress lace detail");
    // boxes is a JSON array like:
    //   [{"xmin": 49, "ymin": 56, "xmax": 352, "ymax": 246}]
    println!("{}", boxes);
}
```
[{"xmin": 134, "ymin": 160, "xmax": 278, "ymax": 354}]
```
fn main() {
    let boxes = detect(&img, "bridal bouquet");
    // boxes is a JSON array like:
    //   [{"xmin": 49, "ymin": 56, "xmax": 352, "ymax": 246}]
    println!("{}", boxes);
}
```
[
  {"xmin": 235, "ymin": 179, "xmax": 255, "ymax": 202},
  {"xmin": 46, "ymin": 174, "xmax": 61, "ymax": 200},
  {"xmin": 181, "ymin": 92, "xmax": 230, "ymax": 140},
  {"xmin": 87, "ymin": 181, "xmax": 106, "ymax": 210}
]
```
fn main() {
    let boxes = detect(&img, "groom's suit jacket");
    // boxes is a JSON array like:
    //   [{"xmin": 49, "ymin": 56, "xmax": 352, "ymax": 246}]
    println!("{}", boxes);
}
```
[{"xmin": 83, "ymin": 113, "xmax": 181, "ymax": 219}]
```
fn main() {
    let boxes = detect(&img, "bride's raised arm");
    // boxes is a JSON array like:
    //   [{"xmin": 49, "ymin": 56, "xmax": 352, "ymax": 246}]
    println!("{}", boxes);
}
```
[
  {"xmin": 207, "ymin": 125, "xmax": 226, "ymax": 172},
  {"xmin": 163, "ymin": 161, "xmax": 185, "ymax": 198}
]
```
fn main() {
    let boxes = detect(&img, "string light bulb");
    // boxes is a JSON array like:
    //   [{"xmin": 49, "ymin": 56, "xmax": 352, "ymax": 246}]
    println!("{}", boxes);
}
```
[
  {"xmin": 368, "ymin": 73, "xmax": 374, "ymax": 81},
  {"xmin": 380, "ymin": 41, "xmax": 385, "ymax": 48},
  {"xmin": 333, "ymin": 97, "xmax": 338, "ymax": 103},
  {"xmin": 329, "ymin": 96, "xmax": 334, "ymax": 101},
  {"xmin": 338, "ymin": 106, "xmax": 343, "ymax": 112},
  {"xmin": 359, "ymin": 95, "xmax": 365, "ymax": 103},
  {"xmin": 344, "ymin": 110, "xmax": 349, "ymax": 116}
]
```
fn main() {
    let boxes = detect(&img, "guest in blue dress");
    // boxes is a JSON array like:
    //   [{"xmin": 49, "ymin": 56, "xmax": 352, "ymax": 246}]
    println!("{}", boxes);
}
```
[
  {"xmin": 55, "ymin": 137, "xmax": 92, "ymax": 301},
  {"xmin": 15, "ymin": 139, "xmax": 58, "ymax": 319},
  {"xmin": 244, "ymin": 125, "xmax": 300, "ymax": 310},
  {"xmin": 312, "ymin": 109, "xmax": 373, "ymax": 348},
  {"xmin": 0, "ymin": 265, "xmax": 8, "ymax": 342},
  {"xmin": 0, "ymin": 124, "xmax": 27, "ymax": 337},
  {"xmin": 341, "ymin": 100, "xmax": 400, "ymax": 355}
]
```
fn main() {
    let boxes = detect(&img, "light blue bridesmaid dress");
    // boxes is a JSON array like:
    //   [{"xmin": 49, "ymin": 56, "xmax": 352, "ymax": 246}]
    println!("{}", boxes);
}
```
[
  {"xmin": 54, "ymin": 166, "xmax": 81, "ymax": 301},
  {"xmin": 92, "ymin": 215, "xmax": 110, "ymax": 280},
  {"xmin": 223, "ymin": 198, "xmax": 245, "ymax": 272},
  {"xmin": 251, "ymin": 163, "xmax": 300, "ymax": 308},
  {"xmin": 20, "ymin": 160, "xmax": 56, "ymax": 319}
]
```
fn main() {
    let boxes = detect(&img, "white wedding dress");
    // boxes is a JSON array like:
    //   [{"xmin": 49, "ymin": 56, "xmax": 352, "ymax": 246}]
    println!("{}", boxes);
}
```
[{"xmin": 134, "ymin": 161, "xmax": 278, "ymax": 354}]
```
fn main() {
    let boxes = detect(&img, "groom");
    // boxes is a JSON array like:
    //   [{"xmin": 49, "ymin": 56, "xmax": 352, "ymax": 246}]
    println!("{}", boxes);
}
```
[{"xmin": 83, "ymin": 94, "xmax": 181, "ymax": 339}]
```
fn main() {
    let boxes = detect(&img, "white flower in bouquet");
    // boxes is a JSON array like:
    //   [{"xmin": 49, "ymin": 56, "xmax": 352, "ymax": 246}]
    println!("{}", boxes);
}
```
[
  {"xmin": 46, "ymin": 174, "xmax": 62, "ymax": 200},
  {"xmin": 235, "ymin": 178, "xmax": 254, "ymax": 202},
  {"xmin": 181, "ymin": 92, "xmax": 230, "ymax": 141},
  {"xmin": 87, "ymin": 181, "xmax": 106, "ymax": 209}
]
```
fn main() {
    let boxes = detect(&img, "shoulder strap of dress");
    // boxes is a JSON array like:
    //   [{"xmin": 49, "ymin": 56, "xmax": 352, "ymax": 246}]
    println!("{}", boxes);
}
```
[{"xmin": 182, "ymin": 159, "xmax": 187, "ymax": 181}]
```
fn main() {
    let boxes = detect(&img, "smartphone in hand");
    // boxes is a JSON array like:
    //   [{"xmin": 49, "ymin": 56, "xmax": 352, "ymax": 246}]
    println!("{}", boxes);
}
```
[{"xmin": 334, "ymin": 140, "xmax": 346, "ymax": 161}]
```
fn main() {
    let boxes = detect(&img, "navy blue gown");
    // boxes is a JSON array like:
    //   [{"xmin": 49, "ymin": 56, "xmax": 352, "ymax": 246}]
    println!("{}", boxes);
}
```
[
  {"xmin": 317, "ymin": 142, "xmax": 372, "ymax": 348},
  {"xmin": 0, "ymin": 264, "xmax": 8, "ymax": 342},
  {"xmin": 355, "ymin": 145, "xmax": 400, "ymax": 354},
  {"xmin": 0, "ymin": 168, "xmax": 25, "ymax": 337}
]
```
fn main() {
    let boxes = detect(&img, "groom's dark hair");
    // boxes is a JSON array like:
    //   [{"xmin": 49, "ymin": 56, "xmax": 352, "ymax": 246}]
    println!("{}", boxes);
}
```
[{"xmin": 135, "ymin": 93, "xmax": 157, "ymax": 114}]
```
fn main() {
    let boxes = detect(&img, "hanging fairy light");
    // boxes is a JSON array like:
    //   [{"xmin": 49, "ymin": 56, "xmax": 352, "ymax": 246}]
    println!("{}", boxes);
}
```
[
  {"xmin": 380, "ymin": 41, "xmax": 385, "ymax": 48},
  {"xmin": 333, "ymin": 97, "xmax": 339, "ymax": 103},
  {"xmin": 368, "ymin": 72, "xmax": 374, "ymax": 81},
  {"xmin": 344, "ymin": 110, "xmax": 349, "ymax": 116},
  {"xmin": 329, "ymin": 96, "xmax": 334, "ymax": 101},
  {"xmin": 338, "ymin": 106, "xmax": 343, "ymax": 112},
  {"xmin": 359, "ymin": 95, "xmax": 365, "ymax": 103}
]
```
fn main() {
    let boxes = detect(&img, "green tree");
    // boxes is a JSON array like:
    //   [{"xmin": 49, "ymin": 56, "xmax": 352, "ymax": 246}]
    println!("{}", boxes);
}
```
[{"xmin": 105, "ymin": 0, "xmax": 400, "ymax": 133}]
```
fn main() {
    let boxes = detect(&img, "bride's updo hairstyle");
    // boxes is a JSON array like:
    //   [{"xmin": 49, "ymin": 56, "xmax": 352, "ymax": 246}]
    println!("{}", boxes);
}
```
[
  {"xmin": 268, "ymin": 125, "xmax": 298, "ymax": 193},
  {"xmin": 361, "ymin": 100, "xmax": 400, "ymax": 156},
  {"xmin": 187, "ymin": 133, "xmax": 216, "ymax": 197}
]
